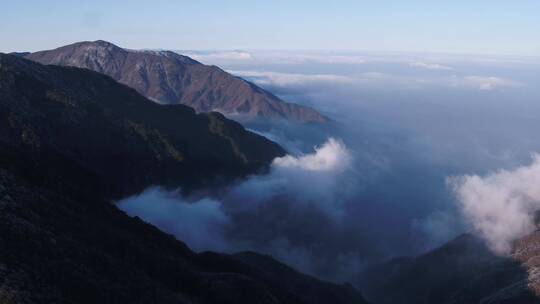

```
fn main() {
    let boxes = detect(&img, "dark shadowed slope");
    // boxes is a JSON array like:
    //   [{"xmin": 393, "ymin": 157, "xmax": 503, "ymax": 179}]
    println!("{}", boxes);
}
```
[
  {"xmin": 0, "ymin": 53, "xmax": 366, "ymax": 304},
  {"xmin": 0, "ymin": 53, "xmax": 285, "ymax": 198},
  {"xmin": 0, "ymin": 166, "xmax": 370, "ymax": 304},
  {"xmin": 25, "ymin": 40, "xmax": 327, "ymax": 123},
  {"xmin": 233, "ymin": 252, "xmax": 368, "ymax": 304},
  {"xmin": 356, "ymin": 234, "xmax": 539, "ymax": 304}
]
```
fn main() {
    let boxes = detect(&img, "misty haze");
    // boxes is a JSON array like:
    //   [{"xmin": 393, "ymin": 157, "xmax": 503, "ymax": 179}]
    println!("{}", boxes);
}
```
[{"xmin": 119, "ymin": 50, "xmax": 540, "ymax": 281}]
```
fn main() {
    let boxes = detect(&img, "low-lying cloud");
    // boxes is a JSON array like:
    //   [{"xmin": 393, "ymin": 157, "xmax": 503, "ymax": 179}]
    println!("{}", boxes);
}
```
[
  {"xmin": 117, "ymin": 138, "xmax": 360, "ymax": 279},
  {"xmin": 232, "ymin": 70, "xmax": 523, "ymax": 94},
  {"xmin": 264, "ymin": 138, "xmax": 352, "ymax": 217},
  {"xmin": 225, "ymin": 137, "xmax": 354, "ymax": 218},
  {"xmin": 450, "ymin": 154, "xmax": 540, "ymax": 255},
  {"xmin": 231, "ymin": 70, "xmax": 354, "ymax": 89},
  {"xmin": 117, "ymin": 188, "xmax": 231, "ymax": 252},
  {"xmin": 274, "ymin": 137, "xmax": 351, "ymax": 171}
]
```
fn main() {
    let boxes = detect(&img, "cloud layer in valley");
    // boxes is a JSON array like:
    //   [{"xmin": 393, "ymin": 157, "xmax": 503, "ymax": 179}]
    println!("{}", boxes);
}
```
[
  {"xmin": 117, "ymin": 50, "xmax": 540, "ymax": 282},
  {"xmin": 118, "ymin": 138, "xmax": 362, "ymax": 279},
  {"xmin": 118, "ymin": 188, "xmax": 231, "ymax": 252},
  {"xmin": 231, "ymin": 138, "xmax": 354, "ymax": 218}
]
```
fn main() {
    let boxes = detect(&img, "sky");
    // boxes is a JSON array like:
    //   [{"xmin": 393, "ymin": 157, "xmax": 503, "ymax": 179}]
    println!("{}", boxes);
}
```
[{"xmin": 1, "ymin": 0, "xmax": 539, "ymax": 56}]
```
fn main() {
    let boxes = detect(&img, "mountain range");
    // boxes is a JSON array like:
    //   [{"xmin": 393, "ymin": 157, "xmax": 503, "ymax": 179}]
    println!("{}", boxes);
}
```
[
  {"xmin": 0, "ymin": 53, "xmax": 366, "ymax": 303},
  {"xmin": 0, "ymin": 52, "xmax": 285, "ymax": 198},
  {"xmin": 23, "ymin": 40, "xmax": 327, "ymax": 124},
  {"xmin": 4, "ymin": 41, "xmax": 540, "ymax": 303}
]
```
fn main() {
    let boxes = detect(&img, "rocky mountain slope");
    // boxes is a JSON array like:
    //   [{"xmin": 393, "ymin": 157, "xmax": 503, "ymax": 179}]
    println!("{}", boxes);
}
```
[
  {"xmin": 0, "ymin": 53, "xmax": 367, "ymax": 304},
  {"xmin": 356, "ymin": 234, "xmax": 540, "ymax": 304},
  {"xmin": 25, "ymin": 40, "xmax": 327, "ymax": 123}
]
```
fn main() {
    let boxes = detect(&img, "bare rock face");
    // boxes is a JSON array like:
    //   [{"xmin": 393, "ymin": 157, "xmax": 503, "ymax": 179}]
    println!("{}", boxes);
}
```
[
  {"xmin": 25, "ymin": 40, "xmax": 327, "ymax": 123},
  {"xmin": 512, "ymin": 231, "xmax": 540, "ymax": 299}
]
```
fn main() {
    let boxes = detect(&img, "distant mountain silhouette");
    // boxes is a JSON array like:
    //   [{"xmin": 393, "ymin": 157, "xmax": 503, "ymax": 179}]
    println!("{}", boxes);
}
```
[{"xmin": 25, "ymin": 40, "xmax": 327, "ymax": 123}]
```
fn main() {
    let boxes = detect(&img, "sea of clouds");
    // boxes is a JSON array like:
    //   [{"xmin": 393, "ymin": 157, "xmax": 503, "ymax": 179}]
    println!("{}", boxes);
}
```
[{"xmin": 118, "ymin": 49, "xmax": 540, "ymax": 281}]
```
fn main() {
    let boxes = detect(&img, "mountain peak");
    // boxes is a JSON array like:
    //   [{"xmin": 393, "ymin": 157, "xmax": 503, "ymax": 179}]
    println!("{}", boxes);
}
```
[
  {"xmin": 25, "ymin": 41, "xmax": 328, "ymax": 123},
  {"xmin": 72, "ymin": 39, "xmax": 124, "ymax": 51},
  {"xmin": 91, "ymin": 39, "xmax": 116, "ymax": 45}
]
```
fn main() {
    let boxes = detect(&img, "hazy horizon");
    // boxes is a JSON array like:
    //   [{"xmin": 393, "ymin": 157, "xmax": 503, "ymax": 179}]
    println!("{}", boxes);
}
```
[{"xmin": 1, "ymin": 1, "xmax": 539, "ymax": 56}]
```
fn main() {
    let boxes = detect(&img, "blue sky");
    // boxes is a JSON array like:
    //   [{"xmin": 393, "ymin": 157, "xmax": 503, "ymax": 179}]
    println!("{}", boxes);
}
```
[{"xmin": 1, "ymin": 0, "xmax": 539, "ymax": 55}]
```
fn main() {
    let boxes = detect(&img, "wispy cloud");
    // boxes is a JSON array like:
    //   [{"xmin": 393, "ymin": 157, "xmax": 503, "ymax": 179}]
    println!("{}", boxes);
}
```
[
  {"xmin": 232, "ymin": 69, "xmax": 523, "ymax": 92},
  {"xmin": 288, "ymin": 54, "xmax": 367, "ymax": 65},
  {"xmin": 230, "ymin": 70, "xmax": 354, "ymax": 87},
  {"xmin": 461, "ymin": 76, "xmax": 523, "ymax": 91},
  {"xmin": 409, "ymin": 62, "xmax": 453, "ymax": 70},
  {"xmin": 181, "ymin": 50, "xmax": 367, "ymax": 65},
  {"xmin": 184, "ymin": 50, "xmax": 253, "ymax": 62},
  {"xmin": 178, "ymin": 49, "xmax": 540, "ymax": 68}
]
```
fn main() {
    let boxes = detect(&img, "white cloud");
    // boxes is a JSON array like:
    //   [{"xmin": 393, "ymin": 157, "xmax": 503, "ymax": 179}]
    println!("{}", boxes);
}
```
[
  {"xmin": 409, "ymin": 62, "xmax": 453, "ymax": 70},
  {"xmin": 449, "ymin": 154, "xmax": 540, "ymax": 255},
  {"xmin": 273, "ymin": 138, "xmax": 351, "ymax": 172},
  {"xmin": 272, "ymin": 138, "xmax": 353, "ymax": 209},
  {"xmin": 462, "ymin": 76, "xmax": 523, "ymax": 91},
  {"xmin": 227, "ymin": 138, "xmax": 354, "ymax": 218},
  {"xmin": 231, "ymin": 69, "xmax": 523, "ymax": 93}
]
